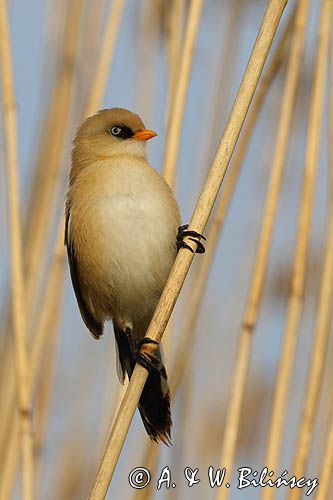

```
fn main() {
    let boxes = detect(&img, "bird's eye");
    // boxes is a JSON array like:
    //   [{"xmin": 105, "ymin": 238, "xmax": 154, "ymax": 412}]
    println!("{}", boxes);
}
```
[
  {"xmin": 110, "ymin": 126, "xmax": 122, "ymax": 136},
  {"xmin": 106, "ymin": 125, "xmax": 134, "ymax": 140}
]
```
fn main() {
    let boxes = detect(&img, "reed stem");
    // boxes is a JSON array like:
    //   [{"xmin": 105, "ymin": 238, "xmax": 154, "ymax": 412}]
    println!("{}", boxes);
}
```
[
  {"xmin": 0, "ymin": 1, "xmax": 34, "ymax": 498},
  {"xmin": 162, "ymin": 0, "xmax": 204, "ymax": 188},
  {"xmin": 262, "ymin": 1, "xmax": 332, "ymax": 497},
  {"xmin": 216, "ymin": 2, "xmax": 309, "ymax": 497},
  {"xmin": 170, "ymin": 15, "xmax": 291, "ymax": 395},
  {"xmin": 288, "ymin": 1, "xmax": 333, "ymax": 496},
  {"xmin": 316, "ymin": 418, "xmax": 333, "ymax": 500}
]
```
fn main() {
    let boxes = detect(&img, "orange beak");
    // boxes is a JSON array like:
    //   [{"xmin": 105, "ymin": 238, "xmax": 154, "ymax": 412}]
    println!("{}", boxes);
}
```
[{"xmin": 132, "ymin": 129, "xmax": 157, "ymax": 141}]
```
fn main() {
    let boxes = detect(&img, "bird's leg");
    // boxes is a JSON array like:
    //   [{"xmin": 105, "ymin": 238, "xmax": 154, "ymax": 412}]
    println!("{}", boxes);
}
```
[
  {"xmin": 125, "ymin": 328, "xmax": 163, "ymax": 374},
  {"xmin": 176, "ymin": 224, "xmax": 206, "ymax": 254}
]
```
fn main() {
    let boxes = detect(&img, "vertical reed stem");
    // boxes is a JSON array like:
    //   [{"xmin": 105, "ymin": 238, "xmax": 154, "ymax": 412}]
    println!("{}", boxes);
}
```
[
  {"xmin": 162, "ymin": 0, "xmax": 204, "ymax": 187},
  {"xmin": 263, "ymin": 1, "xmax": 331, "ymax": 498},
  {"xmin": 85, "ymin": 0, "xmax": 126, "ymax": 117},
  {"xmin": 288, "ymin": 2, "xmax": 333, "ymax": 496},
  {"xmin": 0, "ymin": 1, "xmax": 34, "ymax": 498},
  {"xmin": 24, "ymin": 0, "xmax": 84, "ymax": 317},
  {"xmin": 165, "ymin": 0, "xmax": 186, "ymax": 126},
  {"xmin": 316, "ymin": 419, "xmax": 333, "ymax": 500}
]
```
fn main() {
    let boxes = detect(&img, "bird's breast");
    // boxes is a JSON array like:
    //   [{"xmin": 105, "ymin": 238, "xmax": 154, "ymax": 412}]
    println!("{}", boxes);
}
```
[{"xmin": 68, "ymin": 158, "xmax": 180, "ymax": 323}]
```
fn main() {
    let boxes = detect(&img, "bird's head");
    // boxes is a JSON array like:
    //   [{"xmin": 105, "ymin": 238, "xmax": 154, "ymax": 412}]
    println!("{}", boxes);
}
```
[{"xmin": 73, "ymin": 107, "xmax": 157, "ymax": 160}]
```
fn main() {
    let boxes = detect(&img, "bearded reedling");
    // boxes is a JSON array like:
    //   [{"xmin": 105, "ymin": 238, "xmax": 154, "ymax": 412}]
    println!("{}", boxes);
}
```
[{"xmin": 65, "ymin": 108, "xmax": 205, "ymax": 442}]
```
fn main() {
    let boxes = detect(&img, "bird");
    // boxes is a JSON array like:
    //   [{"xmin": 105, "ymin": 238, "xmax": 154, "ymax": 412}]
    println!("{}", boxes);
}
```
[{"xmin": 64, "ymin": 107, "xmax": 205, "ymax": 443}]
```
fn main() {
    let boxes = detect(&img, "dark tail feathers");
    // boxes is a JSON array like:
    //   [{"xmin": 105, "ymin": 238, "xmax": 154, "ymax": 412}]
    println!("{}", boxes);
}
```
[{"xmin": 114, "ymin": 325, "xmax": 172, "ymax": 444}]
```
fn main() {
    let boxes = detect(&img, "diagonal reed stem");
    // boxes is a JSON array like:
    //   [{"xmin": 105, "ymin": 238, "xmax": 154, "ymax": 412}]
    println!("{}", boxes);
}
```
[
  {"xmin": 170, "ymin": 13, "xmax": 292, "ymax": 396},
  {"xmin": 0, "ymin": 1, "xmax": 34, "ymax": 498},
  {"xmin": 135, "ymin": 13, "xmax": 291, "ymax": 500},
  {"xmin": 216, "ymin": 2, "xmax": 309, "ymax": 498},
  {"xmin": 262, "ymin": 1, "xmax": 332, "ymax": 498},
  {"xmin": 88, "ymin": 2, "xmax": 288, "ymax": 498},
  {"xmin": 133, "ymin": 3, "xmax": 189, "ymax": 492}
]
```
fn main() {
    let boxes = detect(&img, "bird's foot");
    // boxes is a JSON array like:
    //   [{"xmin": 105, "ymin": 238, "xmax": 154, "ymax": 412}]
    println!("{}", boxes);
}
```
[
  {"xmin": 135, "ymin": 337, "xmax": 164, "ymax": 374},
  {"xmin": 176, "ymin": 224, "xmax": 206, "ymax": 254},
  {"xmin": 125, "ymin": 330, "xmax": 163, "ymax": 375}
]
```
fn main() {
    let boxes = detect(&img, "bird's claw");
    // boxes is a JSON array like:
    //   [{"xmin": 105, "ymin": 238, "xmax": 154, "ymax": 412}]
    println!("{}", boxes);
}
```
[
  {"xmin": 135, "ymin": 337, "xmax": 163, "ymax": 375},
  {"xmin": 176, "ymin": 224, "xmax": 206, "ymax": 254}
]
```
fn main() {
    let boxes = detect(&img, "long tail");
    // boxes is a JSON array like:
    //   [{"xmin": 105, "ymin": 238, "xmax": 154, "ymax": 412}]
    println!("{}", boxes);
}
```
[{"xmin": 113, "ymin": 324, "xmax": 172, "ymax": 443}]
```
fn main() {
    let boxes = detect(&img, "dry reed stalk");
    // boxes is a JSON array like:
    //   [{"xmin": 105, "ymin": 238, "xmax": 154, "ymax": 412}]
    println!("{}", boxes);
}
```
[
  {"xmin": 288, "ymin": 167, "xmax": 333, "ymax": 498},
  {"xmin": 316, "ymin": 418, "xmax": 333, "ymax": 500},
  {"xmin": 21, "ymin": 1, "xmax": 66, "ymax": 246},
  {"xmin": 25, "ymin": 0, "xmax": 127, "ymax": 477},
  {"xmin": 0, "ymin": 3, "xmax": 83, "ymax": 495},
  {"xmin": 33, "ymin": 267, "xmax": 66, "ymax": 461},
  {"xmin": 79, "ymin": 0, "xmax": 104, "ymax": 106},
  {"xmin": 0, "ymin": 250, "xmax": 64, "ymax": 498},
  {"xmin": 1, "ymin": 0, "xmax": 127, "ymax": 488},
  {"xmin": 132, "ymin": 3, "xmax": 187, "ymax": 486},
  {"xmin": 0, "ymin": 1, "xmax": 34, "ymax": 498},
  {"xmin": 0, "ymin": 350, "xmax": 16, "ymax": 469},
  {"xmin": 0, "ymin": 1, "xmax": 70, "ymax": 432},
  {"xmin": 0, "ymin": 316, "xmax": 13, "ymax": 406},
  {"xmin": 170, "ymin": 16, "xmax": 291, "ymax": 395},
  {"xmin": 22, "ymin": 0, "xmax": 128, "ymax": 489},
  {"xmin": 135, "ymin": 22, "xmax": 292, "ymax": 480},
  {"xmin": 23, "ymin": 0, "xmax": 84, "ymax": 319},
  {"xmin": 111, "ymin": 384, "xmax": 128, "ymax": 421},
  {"xmin": 85, "ymin": 0, "xmax": 126, "ymax": 118},
  {"xmin": 58, "ymin": 0, "xmax": 127, "ymax": 427},
  {"xmin": 163, "ymin": 18, "xmax": 289, "ymax": 472},
  {"xmin": 34, "ymin": 305, "xmax": 63, "ymax": 451},
  {"xmin": 173, "ymin": 1, "xmax": 242, "ymax": 471},
  {"xmin": 161, "ymin": 0, "xmax": 186, "ymax": 352},
  {"xmin": 0, "ymin": 1, "xmax": 74, "ymax": 440},
  {"xmin": 162, "ymin": 0, "xmax": 203, "ymax": 187},
  {"xmin": 0, "ymin": 417, "xmax": 19, "ymax": 500},
  {"xmin": 288, "ymin": 3, "xmax": 333, "ymax": 496},
  {"xmin": 204, "ymin": 0, "xmax": 242, "ymax": 162},
  {"xmin": 165, "ymin": 0, "xmax": 186, "ymax": 124},
  {"xmin": 30, "ymin": 223, "xmax": 66, "ymax": 389},
  {"xmin": 0, "ymin": 224, "xmax": 66, "ymax": 498},
  {"xmin": 0, "ymin": 400, "xmax": 20, "ymax": 500},
  {"xmin": 173, "ymin": 361, "xmax": 192, "ymax": 478},
  {"xmin": 262, "ymin": 0, "xmax": 332, "ymax": 497},
  {"xmin": 136, "ymin": 0, "xmax": 161, "ymax": 123},
  {"xmin": 216, "ymin": 2, "xmax": 309, "ymax": 497},
  {"xmin": 88, "ymin": 2, "xmax": 288, "ymax": 497}
]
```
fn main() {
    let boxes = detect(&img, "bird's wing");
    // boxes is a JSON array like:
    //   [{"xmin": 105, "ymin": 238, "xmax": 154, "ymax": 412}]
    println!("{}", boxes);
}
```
[{"xmin": 64, "ymin": 206, "xmax": 103, "ymax": 339}]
